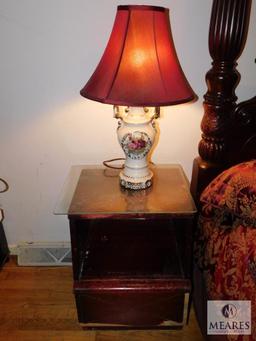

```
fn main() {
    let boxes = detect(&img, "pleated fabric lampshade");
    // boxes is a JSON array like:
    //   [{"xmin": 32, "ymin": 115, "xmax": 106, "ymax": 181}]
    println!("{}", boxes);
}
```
[{"xmin": 80, "ymin": 5, "xmax": 195, "ymax": 107}]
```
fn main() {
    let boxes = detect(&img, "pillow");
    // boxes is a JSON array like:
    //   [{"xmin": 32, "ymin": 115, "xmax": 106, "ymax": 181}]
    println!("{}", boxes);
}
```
[{"xmin": 200, "ymin": 160, "xmax": 256, "ymax": 226}]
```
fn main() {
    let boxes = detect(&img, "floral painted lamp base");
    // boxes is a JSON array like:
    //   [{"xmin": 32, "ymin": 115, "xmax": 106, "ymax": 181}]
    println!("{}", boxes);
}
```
[{"xmin": 115, "ymin": 106, "xmax": 158, "ymax": 190}]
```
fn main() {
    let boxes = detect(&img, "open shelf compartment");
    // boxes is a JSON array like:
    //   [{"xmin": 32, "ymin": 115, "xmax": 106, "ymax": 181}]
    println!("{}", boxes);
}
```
[{"xmin": 77, "ymin": 219, "xmax": 185, "ymax": 281}]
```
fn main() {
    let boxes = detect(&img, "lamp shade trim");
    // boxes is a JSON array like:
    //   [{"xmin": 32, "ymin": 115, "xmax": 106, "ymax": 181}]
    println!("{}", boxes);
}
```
[
  {"xmin": 80, "ymin": 92, "xmax": 195, "ymax": 107},
  {"xmin": 118, "ymin": 5, "xmax": 166, "ymax": 12},
  {"xmin": 80, "ymin": 5, "xmax": 196, "ymax": 107}
]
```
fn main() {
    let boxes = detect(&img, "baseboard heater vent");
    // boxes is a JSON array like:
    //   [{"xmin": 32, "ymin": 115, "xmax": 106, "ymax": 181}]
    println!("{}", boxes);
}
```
[{"xmin": 17, "ymin": 242, "xmax": 72, "ymax": 266}]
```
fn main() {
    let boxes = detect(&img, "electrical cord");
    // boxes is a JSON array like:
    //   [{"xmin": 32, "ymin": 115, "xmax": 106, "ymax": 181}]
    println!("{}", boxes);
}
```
[
  {"xmin": 103, "ymin": 158, "xmax": 155, "ymax": 170},
  {"xmin": 103, "ymin": 158, "xmax": 125, "ymax": 169},
  {"xmin": 0, "ymin": 178, "xmax": 9, "ymax": 193}
]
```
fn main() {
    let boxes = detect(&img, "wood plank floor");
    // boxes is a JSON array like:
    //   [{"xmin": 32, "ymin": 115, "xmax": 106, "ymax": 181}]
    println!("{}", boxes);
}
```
[{"xmin": 0, "ymin": 257, "xmax": 203, "ymax": 341}]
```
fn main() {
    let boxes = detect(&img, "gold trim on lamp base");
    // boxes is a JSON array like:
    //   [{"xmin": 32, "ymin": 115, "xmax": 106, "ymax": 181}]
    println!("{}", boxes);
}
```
[{"xmin": 119, "ymin": 168, "xmax": 153, "ymax": 190}]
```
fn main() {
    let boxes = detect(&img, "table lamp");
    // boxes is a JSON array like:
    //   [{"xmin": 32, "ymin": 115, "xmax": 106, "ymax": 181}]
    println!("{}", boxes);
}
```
[{"xmin": 80, "ymin": 5, "xmax": 195, "ymax": 190}]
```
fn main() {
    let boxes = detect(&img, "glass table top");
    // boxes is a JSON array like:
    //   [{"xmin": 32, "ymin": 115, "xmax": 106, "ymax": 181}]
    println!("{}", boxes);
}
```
[{"xmin": 54, "ymin": 164, "xmax": 196, "ymax": 216}]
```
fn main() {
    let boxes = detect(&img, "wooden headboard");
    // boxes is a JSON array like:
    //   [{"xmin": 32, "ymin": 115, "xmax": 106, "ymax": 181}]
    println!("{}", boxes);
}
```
[{"xmin": 191, "ymin": 0, "xmax": 256, "ymax": 202}]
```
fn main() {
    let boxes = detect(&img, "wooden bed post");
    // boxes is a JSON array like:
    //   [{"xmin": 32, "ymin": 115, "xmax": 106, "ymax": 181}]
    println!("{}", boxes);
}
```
[{"xmin": 191, "ymin": 0, "xmax": 251, "ymax": 201}]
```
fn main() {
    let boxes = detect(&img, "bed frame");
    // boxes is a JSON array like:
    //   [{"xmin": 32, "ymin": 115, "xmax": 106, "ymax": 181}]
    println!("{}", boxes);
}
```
[
  {"xmin": 191, "ymin": 0, "xmax": 255, "ymax": 201},
  {"xmin": 191, "ymin": 0, "xmax": 255, "ymax": 338}
]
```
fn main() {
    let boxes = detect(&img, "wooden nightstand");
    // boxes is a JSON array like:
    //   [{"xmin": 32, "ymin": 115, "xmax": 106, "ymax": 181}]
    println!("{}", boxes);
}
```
[{"xmin": 55, "ymin": 164, "xmax": 196, "ymax": 328}]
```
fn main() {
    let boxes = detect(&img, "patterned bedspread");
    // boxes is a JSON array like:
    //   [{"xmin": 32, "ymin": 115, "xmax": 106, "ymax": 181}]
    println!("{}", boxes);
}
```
[{"xmin": 194, "ymin": 161, "xmax": 256, "ymax": 340}]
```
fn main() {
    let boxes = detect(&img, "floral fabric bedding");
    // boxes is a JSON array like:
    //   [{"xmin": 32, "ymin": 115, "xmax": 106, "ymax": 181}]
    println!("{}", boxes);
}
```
[{"xmin": 195, "ymin": 160, "xmax": 256, "ymax": 340}]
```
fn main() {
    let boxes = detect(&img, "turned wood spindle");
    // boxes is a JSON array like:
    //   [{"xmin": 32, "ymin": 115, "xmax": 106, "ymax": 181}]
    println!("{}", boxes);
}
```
[{"xmin": 199, "ymin": 0, "xmax": 251, "ymax": 163}]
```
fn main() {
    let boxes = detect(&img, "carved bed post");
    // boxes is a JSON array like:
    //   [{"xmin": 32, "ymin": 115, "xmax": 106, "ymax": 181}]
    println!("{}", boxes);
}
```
[{"xmin": 191, "ymin": 0, "xmax": 251, "ymax": 200}]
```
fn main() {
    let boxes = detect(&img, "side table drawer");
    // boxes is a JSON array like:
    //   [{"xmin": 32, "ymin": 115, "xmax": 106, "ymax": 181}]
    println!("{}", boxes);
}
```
[{"xmin": 74, "ymin": 279, "xmax": 190, "ymax": 326}]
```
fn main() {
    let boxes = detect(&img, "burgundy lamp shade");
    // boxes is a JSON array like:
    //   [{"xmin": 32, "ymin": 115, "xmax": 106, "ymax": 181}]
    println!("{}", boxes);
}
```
[{"xmin": 80, "ymin": 5, "xmax": 195, "ymax": 107}]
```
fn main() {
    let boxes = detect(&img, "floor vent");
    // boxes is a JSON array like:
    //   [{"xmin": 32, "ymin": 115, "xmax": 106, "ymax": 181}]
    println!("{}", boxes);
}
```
[{"xmin": 17, "ymin": 242, "xmax": 72, "ymax": 266}]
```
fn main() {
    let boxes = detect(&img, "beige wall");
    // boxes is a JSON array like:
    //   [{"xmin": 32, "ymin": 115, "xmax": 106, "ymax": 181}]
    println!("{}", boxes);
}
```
[{"xmin": 0, "ymin": 0, "xmax": 255, "ymax": 245}]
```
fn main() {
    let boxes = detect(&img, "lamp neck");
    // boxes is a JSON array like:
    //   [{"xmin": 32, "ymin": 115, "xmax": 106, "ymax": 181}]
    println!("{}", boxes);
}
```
[
  {"xmin": 114, "ymin": 106, "xmax": 160, "ymax": 124},
  {"xmin": 125, "ymin": 107, "xmax": 150, "ymax": 124}
]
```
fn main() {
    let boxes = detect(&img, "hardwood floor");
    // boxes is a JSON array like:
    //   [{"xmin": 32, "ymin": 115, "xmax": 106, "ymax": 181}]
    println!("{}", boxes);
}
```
[{"xmin": 0, "ymin": 257, "xmax": 203, "ymax": 341}]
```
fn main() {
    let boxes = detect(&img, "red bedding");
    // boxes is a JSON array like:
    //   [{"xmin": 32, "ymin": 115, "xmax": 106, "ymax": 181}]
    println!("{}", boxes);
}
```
[
  {"xmin": 194, "ymin": 161, "xmax": 256, "ymax": 340},
  {"xmin": 195, "ymin": 203, "xmax": 256, "ymax": 340}
]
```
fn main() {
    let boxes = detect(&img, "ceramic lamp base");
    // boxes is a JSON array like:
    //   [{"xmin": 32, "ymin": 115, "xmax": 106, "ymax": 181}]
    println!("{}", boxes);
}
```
[
  {"xmin": 115, "ymin": 106, "xmax": 159, "ymax": 191},
  {"xmin": 119, "ymin": 168, "xmax": 153, "ymax": 190}
]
